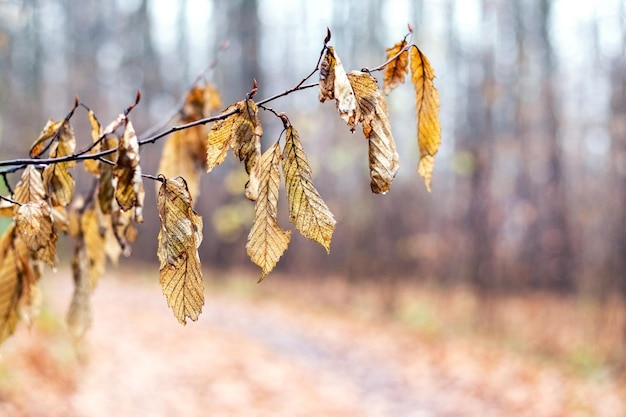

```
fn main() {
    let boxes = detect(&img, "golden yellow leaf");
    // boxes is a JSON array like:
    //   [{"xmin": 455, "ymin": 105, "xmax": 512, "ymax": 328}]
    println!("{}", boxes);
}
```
[
  {"xmin": 319, "ymin": 46, "xmax": 357, "ymax": 127},
  {"xmin": 158, "ymin": 85, "xmax": 221, "ymax": 202},
  {"xmin": 246, "ymin": 142, "xmax": 291, "ymax": 280},
  {"xmin": 206, "ymin": 100, "xmax": 263, "ymax": 201},
  {"xmin": 383, "ymin": 40, "xmax": 409, "ymax": 95},
  {"xmin": 15, "ymin": 201, "xmax": 57, "ymax": 267},
  {"xmin": 81, "ymin": 208, "xmax": 106, "ymax": 289},
  {"xmin": 206, "ymin": 104, "xmax": 238, "ymax": 172},
  {"xmin": 410, "ymin": 46, "xmax": 441, "ymax": 192},
  {"xmin": 182, "ymin": 83, "xmax": 222, "ymax": 120},
  {"xmin": 0, "ymin": 225, "xmax": 35, "ymax": 344},
  {"xmin": 282, "ymin": 125, "xmax": 335, "ymax": 253},
  {"xmin": 13, "ymin": 165, "xmax": 45, "ymax": 205},
  {"xmin": 29, "ymin": 119, "xmax": 63, "ymax": 157},
  {"xmin": 157, "ymin": 177, "xmax": 204, "ymax": 325},
  {"xmin": 0, "ymin": 200, "xmax": 15, "ymax": 217},
  {"xmin": 232, "ymin": 100, "xmax": 262, "ymax": 201},
  {"xmin": 42, "ymin": 121, "xmax": 76, "ymax": 207},
  {"xmin": 158, "ymin": 128, "xmax": 204, "ymax": 202},
  {"xmin": 18, "ymin": 280, "xmax": 42, "ymax": 328},
  {"xmin": 348, "ymin": 71, "xmax": 400, "ymax": 194},
  {"xmin": 67, "ymin": 239, "xmax": 93, "ymax": 340},
  {"xmin": 84, "ymin": 109, "xmax": 102, "ymax": 175},
  {"xmin": 114, "ymin": 119, "xmax": 144, "ymax": 222},
  {"xmin": 98, "ymin": 136, "xmax": 119, "ymax": 215}
]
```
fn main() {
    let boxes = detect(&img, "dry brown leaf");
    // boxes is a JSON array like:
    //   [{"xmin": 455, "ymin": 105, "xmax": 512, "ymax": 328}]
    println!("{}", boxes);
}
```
[
  {"xmin": 0, "ymin": 200, "xmax": 15, "ymax": 217},
  {"xmin": 282, "ymin": 125, "xmax": 335, "ymax": 253},
  {"xmin": 182, "ymin": 83, "xmax": 222, "ymax": 120},
  {"xmin": 15, "ymin": 201, "xmax": 57, "ymax": 267},
  {"xmin": 319, "ymin": 46, "xmax": 357, "ymax": 127},
  {"xmin": 206, "ymin": 100, "xmax": 262, "ymax": 200},
  {"xmin": 157, "ymin": 177, "xmax": 204, "ymax": 325},
  {"xmin": 29, "ymin": 119, "xmax": 63, "ymax": 157},
  {"xmin": 114, "ymin": 119, "xmax": 144, "ymax": 222},
  {"xmin": 13, "ymin": 165, "xmax": 46, "ymax": 205},
  {"xmin": 206, "ymin": 104, "xmax": 238, "ymax": 172},
  {"xmin": 81, "ymin": 208, "xmax": 106, "ymax": 289},
  {"xmin": 67, "ymin": 239, "xmax": 93, "ymax": 340},
  {"xmin": 410, "ymin": 46, "xmax": 441, "ymax": 192},
  {"xmin": 383, "ymin": 40, "xmax": 409, "ymax": 95},
  {"xmin": 98, "ymin": 136, "xmax": 119, "ymax": 215},
  {"xmin": 246, "ymin": 142, "xmax": 291, "ymax": 280},
  {"xmin": 83, "ymin": 108, "xmax": 102, "ymax": 175},
  {"xmin": 42, "ymin": 121, "xmax": 76, "ymax": 207},
  {"xmin": 348, "ymin": 71, "xmax": 400, "ymax": 194},
  {"xmin": 232, "ymin": 100, "xmax": 262, "ymax": 201},
  {"xmin": 158, "ymin": 85, "xmax": 222, "ymax": 202},
  {"xmin": 0, "ymin": 225, "xmax": 36, "ymax": 344}
]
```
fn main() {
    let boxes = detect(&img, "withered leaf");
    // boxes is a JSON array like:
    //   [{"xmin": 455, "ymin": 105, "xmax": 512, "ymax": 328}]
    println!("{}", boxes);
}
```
[
  {"xmin": 98, "ymin": 136, "xmax": 119, "ymax": 215},
  {"xmin": 206, "ymin": 100, "xmax": 262, "ymax": 201},
  {"xmin": 246, "ymin": 142, "xmax": 291, "ymax": 280},
  {"xmin": 383, "ymin": 40, "xmax": 409, "ymax": 95},
  {"xmin": 206, "ymin": 104, "xmax": 238, "ymax": 172},
  {"xmin": 29, "ymin": 119, "xmax": 63, "ymax": 158},
  {"xmin": 67, "ymin": 240, "xmax": 93, "ymax": 340},
  {"xmin": 114, "ymin": 119, "xmax": 144, "ymax": 222},
  {"xmin": 157, "ymin": 177, "xmax": 204, "ymax": 325},
  {"xmin": 13, "ymin": 165, "xmax": 46, "ymax": 205},
  {"xmin": 158, "ymin": 85, "xmax": 222, "ymax": 202},
  {"xmin": 282, "ymin": 125, "xmax": 335, "ymax": 253},
  {"xmin": 319, "ymin": 46, "xmax": 357, "ymax": 127},
  {"xmin": 410, "ymin": 46, "xmax": 441, "ymax": 192},
  {"xmin": 348, "ymin": 71, "xmax": 400, "ymax": 194},
  {"xmin": 42, "ymin": 121, "xmax": 76, "ymax": 207},
  {"xmin": 182, "ymin": 83, "xmax": 222, "ymax": 120},
  {"xmin": 15, "ymin": 201, "xmax": 57, "ymax": 267},
  {"xmin": 81, "ymin": 208, "xmax": 107, "ymax": 289},
  {"xmin": 83, "ymin": 108, "xmax": 102, "ymax": 175},
  {"xmin": 0, "ymin": 225, "xmax": 36, "ymax": 344}
]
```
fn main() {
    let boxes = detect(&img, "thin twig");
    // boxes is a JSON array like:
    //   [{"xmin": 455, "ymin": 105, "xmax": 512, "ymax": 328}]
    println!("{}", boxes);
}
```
[
  {"xmin": 1, "ymin": 172, "xmax": 13, "ymax": 195},
  {"xmin": 0, "ymin": 194, "xmax": 21, "ymax": 206}
]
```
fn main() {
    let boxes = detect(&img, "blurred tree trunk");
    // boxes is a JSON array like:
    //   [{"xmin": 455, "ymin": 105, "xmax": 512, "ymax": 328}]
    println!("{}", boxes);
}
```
[
  {"xmin": 232, "ymin": 0, "xmax": 260, "ymax": 94},
  {"xmin": 609, "ymin": 5, "xmax": 626, "ymax": 298},
  {"xmin": 464, "ymin": 0, "xmax": 497, "ymax": 292},
  {"xmin": 517, "ymin": 0, "xmax": 574, "ymax": 292}
]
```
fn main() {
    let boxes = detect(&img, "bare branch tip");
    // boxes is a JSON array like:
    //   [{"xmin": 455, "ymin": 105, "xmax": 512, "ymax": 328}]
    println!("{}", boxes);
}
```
[
  {"xmin": 408, "ymin": 22, "xmax": 414, "ymax": 34},
  {"xmin": 324, "ymin": 27, "xmax": 332, "ymax": 45},
  {"xmin": 248, "ymin": 79, "xmax": 259, "ymax": 99}
]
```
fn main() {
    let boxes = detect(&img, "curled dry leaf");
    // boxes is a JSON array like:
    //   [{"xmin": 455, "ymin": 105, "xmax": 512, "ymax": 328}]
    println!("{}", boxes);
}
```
[
  {"xmin": 0, "ymin": 225, "xmax": 38, "ymax": 344},
  {"xmin": 98, "ymin": 136, "xmax": 119, "ymax": 215},
  {"xmin": 410, "ymin": 46, "xmax": 441, "ymax": 192},
  {"xmin": 157, "ymin": 177, "xmax": 204, "ymax": 325},
  {"xmin": 206, "ymin": 99, "xmax": 262, "ymax": 201},
  {"xmin": 13, "ymin": 165, "xmax": 46, "ymax": 206},
  {"xmin": 246, "ymin": 142, "xmax": 291, "ymax": 280},
  {"xmin": 67, "ymin": 239, "xmax": 93, "ymax": 340},
  {"xmin": 29, "ymin": 119, "xmax": 63, "ymax": 158},
  {"xmin": 282, "ymin": 124, "xmax": 335, "ymax": 253},
  {"xmin": 15, "ymin": 201, "xmax": 57, "ymax": 267},
  {"xmin": 83, "ymin": 108, "xmax": 102, "ymax": 175},
  {"xmin": 80, "ymin": 208, "xmax": 107, "ymax": 289},
  {"xmin": 158, "ymin": 84, "xmax": 222, "ymax": 202},
  {"xmin": 383, "ymin": 40, "xmax": 409, "ymax": 95},
  {"xmin": 348, "ymin": 71, "xmax": 400, "ymax": 194},
  {"xmin": 42, "ymin": 120, "xmax": 76, "ymax": 207},
  {"xmin": 114, "ymin": 119, "xmax": 145, "ymax": 222},
  {"xmin": 319, "ymin": 46, "xmax": 357, "ymax": 128}
]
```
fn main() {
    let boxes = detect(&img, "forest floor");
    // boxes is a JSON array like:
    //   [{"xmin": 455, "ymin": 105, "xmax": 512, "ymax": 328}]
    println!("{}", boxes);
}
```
[{"xmin": 0, "ymin": 267, "xmax": 624, "ymax": 417}]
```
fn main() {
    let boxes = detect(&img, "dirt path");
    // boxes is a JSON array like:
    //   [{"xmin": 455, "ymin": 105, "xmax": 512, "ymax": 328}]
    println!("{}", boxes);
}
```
[{"xmin": 0, "ymin": 274, "xmax": 624, "ymax": 417}]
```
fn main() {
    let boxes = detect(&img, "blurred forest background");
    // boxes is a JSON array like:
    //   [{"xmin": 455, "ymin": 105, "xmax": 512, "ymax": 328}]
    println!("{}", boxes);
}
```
[{"xmin": 0, "ymin": 0, "xmax": 625, "ymax": 298}]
